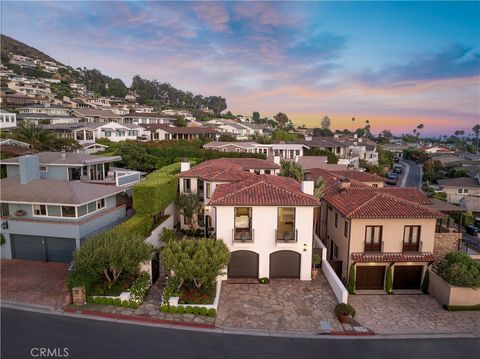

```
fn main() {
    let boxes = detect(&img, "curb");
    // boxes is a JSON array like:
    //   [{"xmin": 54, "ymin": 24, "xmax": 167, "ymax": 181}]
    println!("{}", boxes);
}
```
[
  {"xmin": 63, "ymin": 308, "xmax": 216, "ymax": 330},
  {"xmin": 331, "ymin": 331, "xmax": 375, "ymax": 336}
]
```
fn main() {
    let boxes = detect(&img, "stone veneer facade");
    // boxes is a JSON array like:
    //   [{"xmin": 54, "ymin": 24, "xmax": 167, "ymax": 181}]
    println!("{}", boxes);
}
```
[{"xmin": 433, "ymin": 232, "xmax": 461, "ymax": 262}]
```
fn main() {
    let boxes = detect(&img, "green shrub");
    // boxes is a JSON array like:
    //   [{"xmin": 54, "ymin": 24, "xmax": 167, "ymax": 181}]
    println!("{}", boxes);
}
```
[
  {"xmin": 160, "ymin": 305, "xmax": 169, "ymax": 313},
  {"xmin": 105, "ymin": 298, "xmax": 114, "ymax": 306},
  {"xmin": 176, "ymin": 305, "xmax": 185, "ymax": 314},
  {"xmin": 129, "ymin": 301, "xmax": 139, "ymax": 309},
  {"xmin": 437, "ymin": 252, "xmax": 480, "ymax": 288},
  {"xmin": 0, "ymin": 233, "xmax": 5, "ymax": 245},
  {"xmin": 258, "ymin": 277, "xmax": 270, "ymax": 284},
  {"xmin": 94, "ymin": 297, "xmax": 103, "ymax": 305},
  {"xmin": 421, "ymin": 270, "xmax": 430, "ymax": 294},
  {"xmin": 109, "ymin": 214, "xmax": 153, "ymax": 238},
  {"xmin": 161, "ymin": 228, "xmax": 177, "ymax": 244},
  {"xmin": 65, "ymin": 269, "xmax": 100, "ymax": 292},
  {"xmin": 385, "ymin": 266, "xmax": 393, "ymax": 294},
  {"xmin": 334, "ymin": 303, "xmax": 356, "ymax": 318},
  {"xmin": 162, "ymin": 276, "xmax": 181, "ymax": 304},
  {"xmin": 86, "ymin": 296, "xmax": 94, "ymax": 304},
  {"xmin": 113, "ymin": 298, "xmax": 122, "ymax": 306},
  {"xmin": 185, "ymin": 306, "xmax": 193, "ymax": 314},
  {"xmin": 347, "ymin": 264, "xmax": 356, "ymax": 294},
  {"xmin": 200, "ymin": 307, "xmax": 208, "ymax": 316},
  {"xmin": 192, "ymin": 306, "xmax": 200, "ymax": 315},
  {"xmin": 121, "ymin": 300, "xmax": 130, "ymax": 307},
  {"xmin": 129, "ymin": 272, "xmax": 151, "ymax": 303},
  {"xmin": 168, "ymin": 306, "xmax": 177, "ymax": 314},
  {"xmin": 444, "ymin": 304, "xmax": 480, "ymax": 311},
  {"xmin": 207, "ymin": 308, "xmax": 216, "ymax": 317}
]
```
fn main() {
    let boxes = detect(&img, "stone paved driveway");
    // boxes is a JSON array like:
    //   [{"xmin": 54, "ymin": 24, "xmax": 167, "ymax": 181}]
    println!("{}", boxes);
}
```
[
  {"xmin": 1, "ymin": 259, "xmax": 69, "ymax": 308},
  {"xmin": 349, "ymin": 294, "xmax": 480, "ymax": 335},
  {"xmin": 216, "ymin": 273, "xmax": 342, "ymax": 333}
]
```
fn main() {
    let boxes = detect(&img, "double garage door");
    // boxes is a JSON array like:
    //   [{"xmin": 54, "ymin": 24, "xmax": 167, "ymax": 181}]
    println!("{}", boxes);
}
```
[
  {"xmin": 227, "ymin": 250, "xmax": 300, "ymax": 279},
  {"xmin": 355, "ymin": 265, "xmax": 424, "ymax": 290},
  {"xmin": 11, "ymin": 234, "xmax": 76, "ymax": 263}
]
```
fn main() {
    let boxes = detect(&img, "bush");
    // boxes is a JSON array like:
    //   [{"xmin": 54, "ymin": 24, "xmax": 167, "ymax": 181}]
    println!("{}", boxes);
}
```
[
  {"xmin": 199, "ymin": 307, "xmax": 208, "ymax": 316},
  {"xmin": 385, "ymin": 266, "xmax": 393, "ymax": 294},
  {"xmin": 207, "ymin": 308, "xmax": 216, "ymax": 317},
  {"xmin": 129, "ymin": 272, "xmax": 151, "ymax": 303},
  {"xmin": 129, "ymin": 301, "xmax": 139, "ymax": 309},
  {"xmin": 421, "ymin": 270, "xmax": 430, "ymax": 294},
  {"xmin": 185, "ymin": 306, "xmax": 193, "ymax": 314},
  {"xmin": 347, "ymin": 264, "xmax": 356, "ymax": 294},
  {"xmin": 160, "ymin": 304, "xmax": 169, "ymax": 313},
  {"xmin": 0, "ymin": 233, "xmax": 5, "ymax": 245},
  {"xmin": 86, "ymin": 296, "xmax": 94, "ymax": 304},
  {"xmin": 113, "ymin": 298, "xmax": 122, "ymax": 306},
  {"xmin": 258, "ymin": 277, "xmax": 270, "ymax": 284},
  {"xmin": 161, "ymin": 228, "xmax": 177, "ymax": 244},
  {"xmin": 437, "ymin": 252, "xmax": 480, "ymax": 288},
  {"xmin": 162, "ymin": 276, "xmax": 181, "ymax": 304},
  {"xmin": 444, "ymin": 304, "xmax": 480, "ymax": 312},
  {"xmin": 192, "ymin": 306, "xmax": 200, "ymax": 315},
  {"xmin": 334, "ymin": 303, "xmax": 356, "ymax": 318},
  {"xmin": 66, "ymin": 269, "xmax": 100, "ymax": 293},
  {"xmin": 121, "ymin": 300, "xmax": 130, "ymax": 307},
  {"xmin": 176, "ymin": 305, "xmax": 185, "ymax": 314},
  {"xmin": 105, "ymin": 298, "xmax": 114, "ymax": 306},
  {"xmin": 168, "ymin": 306, "xmax": 177, "ymax": 314},
  {"xmin": 94, "ymin": 297, "xmax": 103, "ymax": 305}
]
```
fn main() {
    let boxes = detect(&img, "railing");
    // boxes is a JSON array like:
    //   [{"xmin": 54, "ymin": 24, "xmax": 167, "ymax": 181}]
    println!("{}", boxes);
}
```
[
  {"xmin": 364, "ymin": 240, "xmax": 384, "ymax": 253},
  {"xmin": 402, "ymin": 240, "xmax": 422, "ymax": 253},
  {"xmin": 232, "ymin": 228, "xmax": 254, "ymax": 243},
  {"xmin": 275, "ymin": 229, "xmax": 298, "ymax": 243},
  {"xmin": 115, "ymin": 170, "xmax": 141, "ymax": 187}
]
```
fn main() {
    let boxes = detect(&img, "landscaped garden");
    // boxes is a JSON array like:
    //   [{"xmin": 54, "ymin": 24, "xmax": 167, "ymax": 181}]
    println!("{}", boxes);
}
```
[{"xmin": 437, "ymin": 252, "xmax": 480, "ymax": 289}]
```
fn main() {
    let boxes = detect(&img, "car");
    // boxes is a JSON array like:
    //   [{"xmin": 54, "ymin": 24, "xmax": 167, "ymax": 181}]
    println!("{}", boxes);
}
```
[
  {"xmin": 393, "ymin": 164, "xmax": 403, "ymax": 174},
  {"xmin": 394, "ymin": 157, "xmax": 400, "ymax": 163},
  {"xmin": 385, "ymin": 172, "xmax": 398, "ymax": 185},
  {"xmin": 466, "ymin": 225, "xmax": 479, "ymax": 236}
]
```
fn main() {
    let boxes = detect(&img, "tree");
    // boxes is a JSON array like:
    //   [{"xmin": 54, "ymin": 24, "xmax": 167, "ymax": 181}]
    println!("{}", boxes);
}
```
[
  {"xmin": 279, "ymin": 160, "xmax": 304, "ymax": 182},
  {"xmin": 274, "ymin": 112, "xmax": 289, "ymax": 129},
  {"xmin": 321, "ymin": 116, "xmax": 331, "ymax": 130},
  {"xmin": 12, "ymin": 122, "xmax": 52, "ymax": 150},
  {"xmin": 379, "ymin": 129, "xmax": 393, "ymax": 139},
  {"xmin": 108, "ymin": 78, "xmax": 128, "ymax": 97},
  {"xmin": 271, "ymin": 129, "xmax": 302, "ymax": 142},
  {"xmin": 314, "ymin": 176, "xmax": 326, "ymax": 199},
  {"xmin": 473, "ymin": 124, "xmax": 480, "ymax": 153},
  {"xmin": 252, "ymin": 111, "xmax": 260, "ymax": 123},
  {"xmin": 364, "ymin": 119, "xmax": 371, "ymax": 137},
  {"xmin": 437, "ymin": 251, "xmax": 480, "ymax": 288},
  {"xmin": 175, "ymin": 192, "xmax": 203, "ymax": 231},
  {"xmin": 72, "ymin": 229, "xmax": 154, "ymax": 287},
  {"xmin": 313, "ymin": 127, "xmax": 334, "ymax": 137},
  {"xmin": 163, "ymin": 238, "xmax": 230, "ymax": 289},
  {"xmin": 416, "ymin": 124, "xmax": 424, "ymax": 141},
  {"xmin": 355, "ymin": 128, "xmax": 366, "ymax": 138},
  {"xmin": 173, "ymin": 116, "xmax": 187, "ymax": 127},
  {"xmin": 423, "ymin": 159, "xmax": 442, "ymax": 184}
]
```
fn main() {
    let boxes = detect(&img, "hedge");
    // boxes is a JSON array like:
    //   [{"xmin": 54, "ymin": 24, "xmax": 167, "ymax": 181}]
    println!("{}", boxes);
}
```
[{"xmin": 109, "ymin": 215, "xmax": 153, "ymax": 238}]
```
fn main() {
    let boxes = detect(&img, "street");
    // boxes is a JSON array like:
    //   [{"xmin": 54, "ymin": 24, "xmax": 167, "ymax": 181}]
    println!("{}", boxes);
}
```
[
  {"xmin": 397, "ymin": 160, "xmax": 422, "ymax": 188},
  {"xmin": 2, "ymin": 308, "xmax": 479, "ymax": 359}
]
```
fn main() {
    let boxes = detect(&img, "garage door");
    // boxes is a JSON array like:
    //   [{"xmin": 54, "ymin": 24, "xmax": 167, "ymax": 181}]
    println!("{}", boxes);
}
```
[
  {"xmin": 270, "ymin": 251, "xmax": 300, "ymax": 278},
  {"xmin": 11, "ymin": 235, "xmax": 76, "ymax": 263},
  {"xmin": 393, "ymin": 266, "xmax": 423, "ymax": 290},
  {"xmin": 356, "ymin": 266, "xmax": 386, "ymax": 290},
  {"xmin": 228, "ymin": 251, "xmax": 258, "ymax": 278}
]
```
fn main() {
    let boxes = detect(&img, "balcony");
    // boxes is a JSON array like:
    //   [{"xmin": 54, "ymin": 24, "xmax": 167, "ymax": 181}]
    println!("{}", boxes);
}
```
[
  {"xmin": 232, "ymin": 228, "xmax": 254, "ymax": 243},
  {"xmin": 275, "ymin": 229, "xmax": 298, "ymax": 243},
  {"xmin": 364, "ymin": 240, "xmax": 384, "ymax": 253},
  {"xmin": 402, "ymin": 240, "xmax": 422, "ymax": 253}
]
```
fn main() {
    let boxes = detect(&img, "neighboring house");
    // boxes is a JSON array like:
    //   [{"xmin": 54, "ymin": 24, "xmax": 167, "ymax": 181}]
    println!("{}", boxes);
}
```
[
  {"xmin": 7, "ymin": 79, "xmax": 52, "ymax": 98},
  {"xmin": 459, "ymin": 196, "xmax": 480, "ymax": 221},
  {"xmin": 0, "ymin": 155, "xmax": 128, "ymax": 263},
  {"xmin": 437, "ymin": 177, "xmax": 480, "ymax": 204},
  {"xmin": 17, "ymin": 103, "xmax": 77, "ymax": 124},
  {"xmin": 70, "ymin": 108, "xmax": 122, "ymax": 123},
  {"xmin": 0, "ymin": 151, "xmax": 140, "ymax": 189},
  {"xmin": 0, "ymin": 109, "xmax": 17, "ymax": 129},
  {"xmin": 42, "ymin": 122, "xmax": 143, "ymax": 143},
  {"xmin": 0, "ymin": 93, "xmax": 50, "ymax": 107},
  {"xmin": 141, "ymin": 124, "xmax": 218, "ymax": 141},
  {"xmin": 433, "ymin": 155, "xmax": 463, "ymax": 168},
  {"xmin": 418, "ymin": 145, "xmax": 455, "ymax": 154},
  {"xmin": 0, "ymin": 139, "xmax": 32, "ymax": 157},
  {"xmin": 79, "ymin": 142, "xmax": 110, "ymax": 155},
  {"xmin": 121, "ymin": 113, "xmax": 175, "ymax": 126},
  {"xmin": 297, "ymin": 156, "xmax": 348, "ymax": 171},
  {"xmin": 203, "ymin": 141, "xmax": 308, "ymax": 159}
]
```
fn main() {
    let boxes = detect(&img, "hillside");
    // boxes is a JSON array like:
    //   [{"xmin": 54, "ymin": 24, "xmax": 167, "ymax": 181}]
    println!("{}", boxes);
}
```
[{"xmin": 1, "ymin": 34, "xmax": 63, "ymax": 65}]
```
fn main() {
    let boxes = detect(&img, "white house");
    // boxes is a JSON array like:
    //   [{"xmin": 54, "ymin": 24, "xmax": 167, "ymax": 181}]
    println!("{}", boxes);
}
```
[{"xmin": 0, "ymin": 109, "xmax": 17, "ymax": 129}]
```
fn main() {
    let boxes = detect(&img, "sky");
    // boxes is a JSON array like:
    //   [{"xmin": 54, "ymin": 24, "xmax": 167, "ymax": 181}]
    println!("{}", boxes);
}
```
[{"xmin": 2, "ymin": 1, "xmax": 479, "ymax": 136}]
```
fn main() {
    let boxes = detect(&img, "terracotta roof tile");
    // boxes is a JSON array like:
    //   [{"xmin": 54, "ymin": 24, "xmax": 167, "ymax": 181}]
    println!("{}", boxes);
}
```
[{"xmin": 352, "ymin": 252, "xmax": 435, "ymax": 262}]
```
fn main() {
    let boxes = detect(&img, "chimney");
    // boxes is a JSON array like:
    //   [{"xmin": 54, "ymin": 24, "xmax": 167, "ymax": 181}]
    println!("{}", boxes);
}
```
[
  {"xmin": 301, "ymin": 180, "xmax": 314, "ymax": 196},
  {"xmin": 273, "ymin": 155, "xmax": 281, "ymax": 165},
  {"xmin": 19, "ymin": 155, "xmax": 40, "ymax": 184},
  {"xmin": 339, "ymin": 177, "xmax": 351, "ymax": 192},
  {"xmin": 180, "ymin": 161, "xmax": 191, "ymax": 172},
  {"xmin": 61, "ymin": 149, "xmax": 67, "ymax": 159}
]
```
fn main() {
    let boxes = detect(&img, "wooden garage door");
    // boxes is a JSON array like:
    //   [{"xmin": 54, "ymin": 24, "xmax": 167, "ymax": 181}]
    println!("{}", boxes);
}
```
[
  {"xmin": 356, "ymin": 266, "xmax": 386, "ymax": 290},
  {"xmin": 11, "ymin": 235, "xmax": 75, "ymax": 263},
  {"xmin": 393, "ymin": 266, "xmax": 423, "ymax": 290},
  {"xmin": 270, "ymin": 251, "xmax": 301, "ymax": 278},
  {"xmin": 228, "ymin": 251, "xmax": 258, "ymax": 278}
]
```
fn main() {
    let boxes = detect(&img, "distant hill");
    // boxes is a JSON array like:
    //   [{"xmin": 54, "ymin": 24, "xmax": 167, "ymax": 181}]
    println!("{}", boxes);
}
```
[{"xmin": 1, "ymin": 34, "xmax": 63, "ymax": 65}]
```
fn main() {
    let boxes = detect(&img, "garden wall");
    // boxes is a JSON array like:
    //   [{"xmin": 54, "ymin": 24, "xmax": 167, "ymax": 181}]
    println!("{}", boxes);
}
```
[
  {"xmin": 145, "ymin": 213, "xmax": 174, "ymax": 248},
  {"xmin": 433, "ymin": 232, "xmax": 461, "ymax": 262},
  {"xmin": 429, "ymin": 270, "xmax": 480, "ymax": 306},
  {"xmin": 168, "ymin": 278, "xmax": 223, "ymax": 311}
]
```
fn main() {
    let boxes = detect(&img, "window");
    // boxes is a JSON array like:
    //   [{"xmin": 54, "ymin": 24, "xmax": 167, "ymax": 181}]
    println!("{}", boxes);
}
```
[
  {"xmin": 222, "ymin": 148, "xmax": 227, "ymax": 152},
  {"xmin": 335, "ymin": 212, "xmax": 338, "ymax": 227},
  {"xmin": 344, "ymin": 220, "xmax": 349, "ymax": 237},
  {"xmin": 33, "ymin": 204, "xmax": 47, "ymax": 216},
  {"xmin": 254, "ymin": 169, "xmax": 260, "ymax": 174},
  {"xmin": 39, "ymin": 166, "xmax": 47, "ymax": 172},
  {"xmin": 61, "ymin": 206, "xmax": 76, "ymax": 218},
  {"xmin": 0, "ymin": 203, "xmax": 9, "ymax": 217},
  {"xmin": 87, "ymin": 201, "xmax": 96, "ymax": 213},
  {"xmin": 77, "ymin": 205, "xmax": 88, "ymax": 217},
  {"xmin": 234, "ymin": 207, "xmax": 252, "ymax": 241},
  {"xmin": 403, "ymin": 226, "xmax": 421, "ymax": 251},
  {"xmin": 76, "ymin": 131, "xmax": 85, "ymax": 141},
  {"xmin": 372, "ymin": 184, "xmax": 378, "ymax": 188},
  {"xmin": 277, "ymin": 207, "xmax": 296, "ymax": 241},
  {"xmin": 464, "ymin": 189, "xmax": 469, "ymax": 194},
  {"xmin": 47, "ymin": 205, "xmax": 61, "ymax": 217},
  {"xmin": 265, "ymin": 170, "xmax": 271, "ymax": 175},
  {"xmin": 457, "ymin": 188, "xmax": 462, "ymax": 194},
  {"xmin": 365, "ymin": 226, "xmax": 382, "ymax": 252},
  {"xmin": 183, "ymin": 179, "xmax": 191, "ymax": 193},
  {"xmin": 105, "ymin": 131, "xmax": 112, "ymax": 137},
  {"xmin": 97, "ymin": 198, "xmax": 105, "ymax": 210},
  {"xmin": 206, "ymin": 183, "xmax": 211, "ymax": 199}
]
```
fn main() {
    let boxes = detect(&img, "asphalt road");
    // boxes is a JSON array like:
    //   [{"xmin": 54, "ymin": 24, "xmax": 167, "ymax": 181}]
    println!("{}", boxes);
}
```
[
  {"xmin": 2, "ymin": 308, "xmax": 479, "ymax": 359},
  {"xmin": 397, "ymin": 160, "xmax": 422, "ymax": 188}
]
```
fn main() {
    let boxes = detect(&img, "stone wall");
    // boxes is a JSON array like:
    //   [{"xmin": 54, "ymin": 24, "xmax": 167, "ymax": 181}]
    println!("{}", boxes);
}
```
[
  {"xmin": 72, "ymin": 286, "xmax": 86, "ymax": 306},
  {"xmin": 433, "ymin": 232, "xmax": 461, "ymax": 262}
]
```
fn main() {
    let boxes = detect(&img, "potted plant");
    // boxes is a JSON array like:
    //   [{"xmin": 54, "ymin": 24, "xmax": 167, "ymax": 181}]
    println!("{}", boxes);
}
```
[
  {"xmin": 14, "ymin": 210, "xmax": 26, "ymax": 217},
  {"xmin": 312, "ymin": 254, "xmax": 321, "ymax": 279},
  {"xmin": 334, "ymin": 303, "xmax": 356, "ymax": 323}
]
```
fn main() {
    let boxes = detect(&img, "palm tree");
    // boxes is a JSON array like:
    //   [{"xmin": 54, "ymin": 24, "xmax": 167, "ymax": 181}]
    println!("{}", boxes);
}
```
[
  {"xmin": 12, "ymin": 122, "xmax": 52, "ymax": 151},
  {"xmin": 314, "ymin": 176, "xmax": 326, "ymax": 199},
  {"xmin": 364, "ymin": 119, "xmax": 371, "ymax": 137},
  {"xmin": 416, "ymin": 124, "xmax": 424, "ymax": 141},
  {"xmin": 279, "ymin": 160, "xmax": 304, "ymax": 182},
  {"xmin": 473, "ymin": 124, "xmax": 480, "ymax": 153}
]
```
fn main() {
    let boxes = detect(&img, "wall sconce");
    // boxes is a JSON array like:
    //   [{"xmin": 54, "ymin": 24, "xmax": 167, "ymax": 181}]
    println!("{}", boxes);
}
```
[
  {"xmin": 204, "ymin": 205, "xmax": 211, "ymax": 212},
  {"xmin": 303, "ymin": 243, "xmax": 308, "ymax": 252}
]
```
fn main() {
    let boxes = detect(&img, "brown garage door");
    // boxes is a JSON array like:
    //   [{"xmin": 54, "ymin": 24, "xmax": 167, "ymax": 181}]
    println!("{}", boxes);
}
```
[
  {"xmin": 356, "ymin": 266, "xmax": 386, "ymax": 290},
  {"xmin": 393, "ymin": 266, "xmax": 423, "ymax": 290},
  {"xmin": 270, "ymin": 251, "xmax": 301, "ymax": 278},
  {"xmin": 228, "ymin": 251, "xmax": 258, "ymax": 278}
]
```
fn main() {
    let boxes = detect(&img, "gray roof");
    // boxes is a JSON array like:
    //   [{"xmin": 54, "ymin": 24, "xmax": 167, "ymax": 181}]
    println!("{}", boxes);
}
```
[
  {"xmin": 459, "ymin": 196, "xmax": 480, "ymax": 212},
  {"xmin": 71, "ymin": 109, "xmax": 122, "ymax": 118},
  {"xmin": 17, "ymin": 104, "xmax": 68, "ymax": 110},
  {"xmin": 437, "ymin": 177, "xmax": 480, "ymax": 188},
  {"xmin": 0, "ymin": 176, "xmax": 123, "ymax": 205},
  {"xmin": 0, "ymin": 152, "xmax": 121, "ymax": 166},
  {"xmin": 17, "ymin": 113, "xmax": 76, "ymax": 120}
]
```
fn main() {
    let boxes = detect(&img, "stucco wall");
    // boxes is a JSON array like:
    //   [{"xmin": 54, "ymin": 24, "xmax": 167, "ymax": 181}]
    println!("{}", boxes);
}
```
[
  {"xmin": 433, "ymin": 232, "xmax": 461, "ymax": 262},
  {"xmin": 429, "ymin": 270, "xmax": 480, "ymax": 306}
]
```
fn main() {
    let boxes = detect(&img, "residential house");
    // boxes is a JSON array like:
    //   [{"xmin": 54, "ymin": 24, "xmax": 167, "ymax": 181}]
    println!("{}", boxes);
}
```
[
  {"xmin": 0, "ymin": 92, "xmax": 50, "ymax": 107},
  {"xmin": 0, "ymin": 109, "xmax": 17, "ymax": 129},
  {"xmin": 0, "ymin": 139, "xmax": 32, "ymax": 157},
  {"xmin": 141, "ymin": 124, "xmax": 218, "ymax": 141},
  {"xmin": 418, "ymin": 145, "xmax": 455, "ymax": 154},
  {"xmin": 17, "ymin": 103, "xmax": 77, "ymax": 125},
  {"xmin": 0, "ymin": 155, "xmax": 130, "ymax": 263},
  {"xmin": 121, "ymin": 113, "xmax": 175, "ymax": 126},
  {"xmin": 437, "ymin": 177, "xmax": 480, "ymax": 204},
  {"xmin": 297, "ymin": 156, "xmax": 348, "ymax": 171},
  {"xmin": 70, "ymin": 108, "xmax": 123, "ymax": 123},
  {"xmin": 7, "ymin": 79, "xmax": 52, "ymax": 98},
  {"xmin": 203, "ymin": 141, "xmax": 308, "ymax": 159}
]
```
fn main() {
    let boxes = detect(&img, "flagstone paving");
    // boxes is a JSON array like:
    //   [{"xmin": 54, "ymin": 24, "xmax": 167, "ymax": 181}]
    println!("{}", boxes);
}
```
[
  {"xmin": 349, "ymin": 294, "xmax": 480, "ymax": 335},
  {"xmin": 216, "ymin": 273, "xmax": 343, "ymax": 333}
]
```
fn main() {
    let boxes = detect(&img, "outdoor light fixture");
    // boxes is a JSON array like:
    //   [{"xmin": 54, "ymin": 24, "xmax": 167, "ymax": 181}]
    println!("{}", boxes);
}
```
[{"xmin": 303, "ymin": 243, "xmax": 307, "ymax": 252}]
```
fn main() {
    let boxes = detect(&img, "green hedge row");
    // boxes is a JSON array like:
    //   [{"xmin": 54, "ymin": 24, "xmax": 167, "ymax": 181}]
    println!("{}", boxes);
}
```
[
  {"xmin": 109, "ymin": 214, "xmax": 153, "ymax": 238},
  {"xmin": 87, "ymin": 296, "xmax": 139, "ymax": 309},
  {"xmin": 159, "ymin": 305, "xmax": 216, "ymax": 317},
  {"xmin": 444, "ymin": 304, "xmax": 480, "ymax": 311}
]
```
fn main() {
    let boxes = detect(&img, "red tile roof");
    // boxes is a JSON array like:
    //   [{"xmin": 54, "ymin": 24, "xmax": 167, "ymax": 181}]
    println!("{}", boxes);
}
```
[
  {"xmin": 210, "ymin": 175, "xmax": 320, "ymax": 207},
  {"xmin": 352, "ymin": 252, "xmax": 435, "ymax": 263},
  {"xmin": 328, "ymin": 170, "xmax": 384, "ymax": 183}
]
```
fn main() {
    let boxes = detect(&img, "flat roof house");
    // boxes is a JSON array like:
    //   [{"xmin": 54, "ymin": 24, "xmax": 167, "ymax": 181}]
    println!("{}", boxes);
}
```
[
  {"xmin": 437, "ymin": 177, "xmax": 480, "ymax": 204},
  {"xmin": 141, "ymin": 124, "xmax": 219, "ymax": 141}
]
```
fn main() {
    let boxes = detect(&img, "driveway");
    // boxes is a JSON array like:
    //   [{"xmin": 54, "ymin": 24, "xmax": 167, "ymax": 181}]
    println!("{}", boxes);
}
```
[
  {"xmin": 349, "ymin": 294, "xmax": 480, "ymax": 335},
  {"xmin": 216, "ymin": 273, "xmax": 342, "ymax": 333},
  {"xmin": 1, "ymin": 259, "xmax": 69, "ymax": 308}
]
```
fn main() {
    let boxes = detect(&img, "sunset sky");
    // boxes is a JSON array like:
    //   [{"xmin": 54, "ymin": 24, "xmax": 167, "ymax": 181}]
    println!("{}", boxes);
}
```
[{"xmin": 3, "ymin": 1, "xmax": 479, "ymax": 136}]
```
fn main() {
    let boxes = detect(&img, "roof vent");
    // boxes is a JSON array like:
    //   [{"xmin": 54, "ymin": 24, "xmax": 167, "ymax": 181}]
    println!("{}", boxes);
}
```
[{"xmin": 339, "ymin": 176, "xmax": 351, "ymax": 192}]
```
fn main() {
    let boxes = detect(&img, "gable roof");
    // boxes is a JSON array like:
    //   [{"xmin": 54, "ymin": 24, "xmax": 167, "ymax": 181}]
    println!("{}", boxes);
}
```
[
  {"xmin": 141, "ymin": 124, "xmax": 218, "ymax": 134},
  {"xmin": 210, "ymin": 175, "xmax": 320, "ymax": 207},
  {"xmin": 71, "ymin": 108, "xmax": 122, "ymax": 118},
  {"xmin": 437, "ymin": 177, "xmax": 480, "ymax": 188},
  {"xmin": 0, "ymin": 152, "xmax": 121, "ymax": 166}
]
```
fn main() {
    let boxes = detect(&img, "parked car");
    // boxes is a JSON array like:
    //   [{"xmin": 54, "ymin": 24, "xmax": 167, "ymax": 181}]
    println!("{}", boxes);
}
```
[
  {"xmin": 393, "ymin": 164, "xmax": 403, "ymax": 174},
  {"xmin": 466, "ymin": 225, "xmax": 479, "ymax": 236},
  {"xmin": 394, "ymin": 157, "xmax": 400, "ymax": 163},
  {"xmin": 385, "ymin": 172, "xmax": 398, "ymax": 185}
]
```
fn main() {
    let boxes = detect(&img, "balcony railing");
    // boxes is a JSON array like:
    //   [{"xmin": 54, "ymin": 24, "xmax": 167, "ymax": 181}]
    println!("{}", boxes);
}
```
[
  {"xmin": 275, "ymin": 229, "xmax": 298, "ymax": 243},
  {"xmin": 402, "ymin": 240, "xmax": 422, "ymax": 253},
  {"xmin": 364, "ymin": 240, "xmax": 384, "ymax": 253},
  {"xmin": 232, "ymin": 228, "xmax": 254, "ymax": 243}
]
